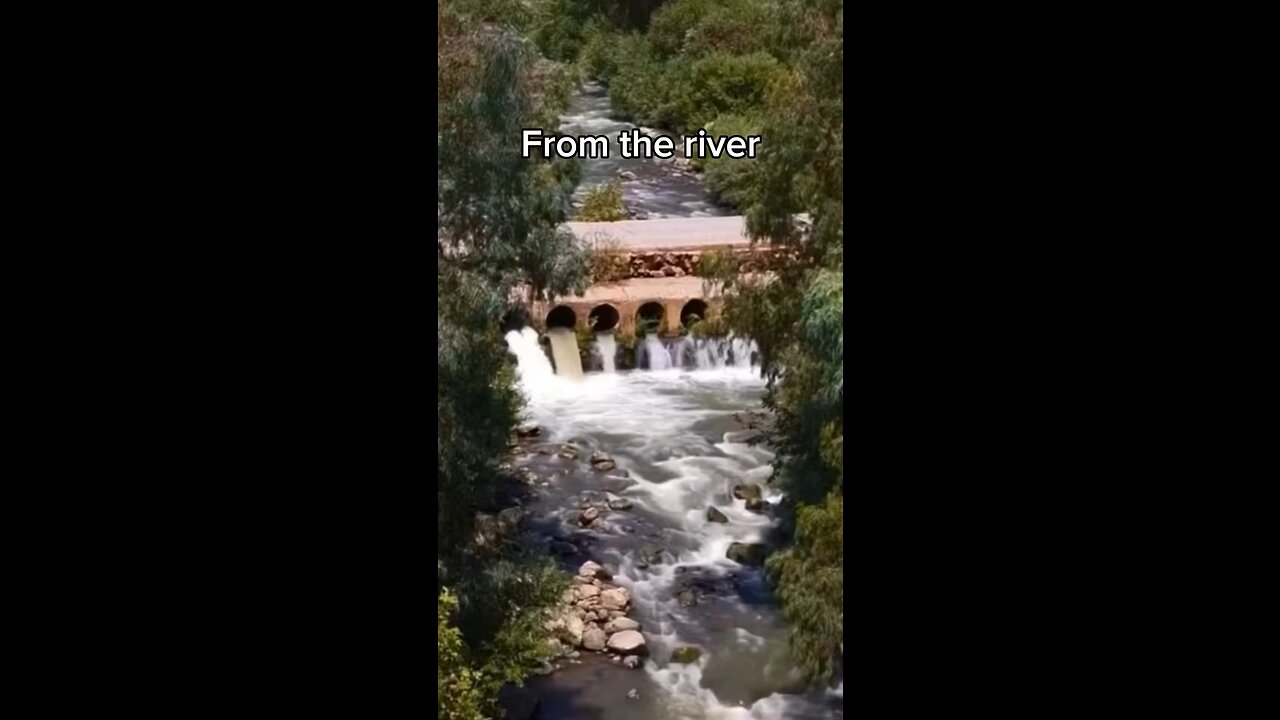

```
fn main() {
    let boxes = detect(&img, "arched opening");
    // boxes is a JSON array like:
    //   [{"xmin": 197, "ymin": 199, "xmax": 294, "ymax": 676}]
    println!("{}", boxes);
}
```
[
  {"xmin": 588, "ymin": 304, "xmax": 619, "ymax": 332},
  {"xmin": 546, "ymin": 305, "xmax": 577, "ymax": 329},
  {"xmin": 636, "ymin": 302, "xmax": 665, "ymax": 335},
  {"xmin": 680, "ymin": 299, "xmax": 709, "ymax": 330}
]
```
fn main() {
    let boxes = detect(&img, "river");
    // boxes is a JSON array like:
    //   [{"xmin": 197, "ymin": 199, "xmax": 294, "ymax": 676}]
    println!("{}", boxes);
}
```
[
  {"xmin": 507, "ymin": 329, "xmax": 843, "ymax": 719},
  {"xmin": 560, "ymin": 80, "xmax": 729, "ymax": 219}
]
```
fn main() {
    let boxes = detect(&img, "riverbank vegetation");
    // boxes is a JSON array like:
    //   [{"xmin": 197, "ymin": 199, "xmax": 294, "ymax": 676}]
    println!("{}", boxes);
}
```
[{"xmin": 438, "ymin": 2, "xmax": 590, "ymax": 717}]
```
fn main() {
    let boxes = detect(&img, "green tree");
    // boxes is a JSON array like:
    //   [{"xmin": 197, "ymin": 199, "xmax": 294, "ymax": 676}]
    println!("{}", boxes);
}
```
[
  {"xmin": 709, "ymin": 0, "xmax": 844, "ymax": 686},
  {"xmin": 438, "ymin": 2, "xmax": 589, "ymax": 715}
]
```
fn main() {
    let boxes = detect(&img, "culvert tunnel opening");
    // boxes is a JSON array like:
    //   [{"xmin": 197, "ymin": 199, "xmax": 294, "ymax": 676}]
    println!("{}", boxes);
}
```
[
  {"xmin": 589, "ymin": 304, "xmax": 619, "ymax": 332},
  {"xmin": 680, "ymin": 299, "xmax": 709, "ymax": 330},
  {"xmin": 636, "ymin": 302, "xmax": 665, "ymax": 335},
  {"xmin": 545, "ymin": 305, "xmax": 577, "ymax": 330}
]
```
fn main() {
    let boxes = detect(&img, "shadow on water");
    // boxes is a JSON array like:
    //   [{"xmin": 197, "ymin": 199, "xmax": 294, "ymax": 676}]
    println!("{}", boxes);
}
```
[{"xmin": 528, "ymin": 655, "xmax": 666, "ymax": 720}]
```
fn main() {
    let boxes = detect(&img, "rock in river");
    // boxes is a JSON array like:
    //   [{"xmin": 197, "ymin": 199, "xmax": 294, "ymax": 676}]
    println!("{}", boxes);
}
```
[
  {"xmin": 706, "ymin": 506, "xmax": 729, "ymax": 523},
  {"xmin": 600, "ymin": 587, "xmax": 631, "ymax": 610},
  {"xmin": 671, "ymin": 646, "xmax": 702, "ymax": 664},
  {"xmin": 733, "ymin": 483, "xmax": 762, "ymax": 501},
  {"xmin": 604, "ymin": 616, "xmax": 641, "ymax": 633},
  {"xmin": 579, "ymin": 560, "xmax": 613, "ymax": 581},
  {"xmin": 590, "ymin": 452, "xmax": 617, "ymax": 471},
  {"xmin": 726, "ymin": 542, "xmax": 769, "ymax": 566},
  {"xmin": 515, "ymin": 422, "xmax": 541, "ymax": 438},
  {"xmin": 582, "ymin": 625, "xmax": 607, "ymax": 651},
  {"xmin": 497, "ymin": 506, "xmax": 523, "ymax": 531},
  {"xmin": 608, "ymin": 497, "xmax": 634, "ymax": 511},
  {"xmin": 579, "ymin": 506, "xmax": 601, "ymax": 526},
  {"xmin": 744, "ymin": 497, "xmax": 766, "ymax": 513},
  {"xmin": 606, "ymin": 630, "xmax": 648, "ymax": 655}
]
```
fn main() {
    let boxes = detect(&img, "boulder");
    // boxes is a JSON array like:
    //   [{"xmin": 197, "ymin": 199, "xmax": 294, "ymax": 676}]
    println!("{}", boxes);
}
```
[
  {"xmin": 607, "ymin": 630, "xmax": 648, "ymax": 655},
  {"xmin": 639, "ymin": 544, "xmax": 667, "ymax": 566},
  {"xmin": 563, "ymin": 614, "xmax": 584, "ymax": 647},
  {"xmin": 600, "ymin": 587, "xmax": 631, "ymax": 610},
  {"xmin": 578, "ymin": 584, "xmax": 600, "ymax": 600},
  {"xmin": 671, "ymin": 646, "xmax": 702, "ymax": 664},
  {"xmin": 579, "ymin": 561, "xmax": 613, "ymax": 581},
  {"xmin": 474, "ymin": 513, "xmax": 499, "ymax": 545},
  {"xmin": 706, "ymin": 506, "xmax": 729, "ymax": 523},
  {"xmin": 726, "ymin": 542, "xmax": 769, "ymax": 566},
  {"xmin": 744, "ymin": 497, "xmax": 766, "ymax": 513},
  {"xmin": 559, "ymin": 444, "xmax": 581, "ymax": 460},
  {"xmin": 515, "ymin": 422, "xmax": 541, "ymax": 438},
  {"xmin": 605, "ymin": 617, "xmax": 641, "ymax": 634},
  {"xmin": 590, "ymin": 452, "xmax": 617, "ymax": 471},
  {"xmin": 579, "ymin": 507, "xmax": 601, "ymax": 526},
  {"xmin": 733, "ymin": 484, "xmax": 763, "ymax": 501},
  {"xmin": 608, "ymin": 497, "xmax": 634, "ymax": 511},
  {"xmin": 623, "ymin": 655, "xmax": 642, "ymax": 669},
  {"xmin": 497, "ymin": 507, "xmax": 523, "ymax": 531},
  {"xmin": 582, "ymin": 626, "xmax": 607, "ymax": 651},
  {"xmin": 677, "ymin": 589, "xmax": 697, "ymax": 607}
]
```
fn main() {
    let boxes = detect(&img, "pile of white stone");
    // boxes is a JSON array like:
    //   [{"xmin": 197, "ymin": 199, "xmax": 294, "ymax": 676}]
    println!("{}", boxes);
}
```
[{"xmin": 545, "ymin": 561, "xmax": 647, "ymax": 670}]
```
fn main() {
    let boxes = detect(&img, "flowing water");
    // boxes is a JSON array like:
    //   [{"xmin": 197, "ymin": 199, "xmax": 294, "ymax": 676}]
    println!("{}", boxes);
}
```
[
  {"xmin": 560, "ymin": 81, "xmax": 729, "ymax": 219},
  {"xmin": 505, "ymin": 336, "xmax": 843, "ymax": 719},
  {"xmin": 596, "ymin": 332, "xmax": 618, "ymax": 373},
  {"xmin": 547, "ymin": 327, "xmax": 585, "ymax": 378}
]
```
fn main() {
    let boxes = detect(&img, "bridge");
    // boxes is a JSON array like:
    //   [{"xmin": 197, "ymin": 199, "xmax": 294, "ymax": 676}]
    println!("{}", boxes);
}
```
[{"xmin": 534, "ymin": 216, "xmax": 763, "ymax": 336}]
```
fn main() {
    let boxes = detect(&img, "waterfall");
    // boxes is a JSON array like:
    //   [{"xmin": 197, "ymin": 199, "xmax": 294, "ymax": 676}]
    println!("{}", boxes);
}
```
[
  {"xmin": 545, "ymin": 327, "xmax": 583, "ymax": 378},
  {"xmin": 596, "ymin": 332, "xmax": 617, "ymax": 373},
  {"xmin": 731, "ymin": 337, "xmax": 758, "ymax": 368},
  {"xmin": 641, "ymin": 335, "xmax": 672, "ymax": 370},
  {"xmin": 690, "ymin": 336, "xmax": 759, "ymax": 370},
  {"xmin": 669, "ymin": 337, "xmax": 689, "ymax": 369},
  {"xmin": 504, "ymin": 327, "xmax": 554, "ymax": 385}
]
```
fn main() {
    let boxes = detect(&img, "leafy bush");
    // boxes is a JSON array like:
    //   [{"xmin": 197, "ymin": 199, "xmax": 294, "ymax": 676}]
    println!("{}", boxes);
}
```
[
  {"xmin": 577, "ymin": 180, "xmax": 628, "ymax": 221},
  {"xmin": 438, "ymin": 589, "xmax": 485, "ymax": 720},
  {"xmin": 699, "ymin": 113, "xmax": 763, "ymax": 208},
  {"xmin": 586, "ymin": 232, "xmax": 631, "ymax": 282},
  {"xmin": 647, "ymin": 0, "xmax": 777, "ymax": 60}
]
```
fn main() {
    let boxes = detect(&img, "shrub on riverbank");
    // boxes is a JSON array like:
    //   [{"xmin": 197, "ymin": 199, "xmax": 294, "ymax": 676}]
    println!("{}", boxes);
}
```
[
  {"xmin": 578, "ymin": 180, "xmax": 628, "ymax": 221},
  {"xmin": 697, "ymin": 113, "xmax": 763, "ymax": 208}
]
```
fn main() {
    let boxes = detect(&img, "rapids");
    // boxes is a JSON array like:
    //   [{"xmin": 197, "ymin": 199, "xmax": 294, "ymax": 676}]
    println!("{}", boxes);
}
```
[{"xmin": 504, "ymin": 334, "xmax": 843, "ymax": 719}]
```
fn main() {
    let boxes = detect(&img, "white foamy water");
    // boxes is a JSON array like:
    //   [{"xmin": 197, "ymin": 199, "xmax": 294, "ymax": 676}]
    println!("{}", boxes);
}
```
[
  {"xmin": 596, "ymin": 331, "xmax": 617, "ymax": 373},
  {"xmin": 510, "ymin": 357, "xmax": 842, "ymax": 719},
  {"xmin": 639, "ymin": 335, "xmax": 673, "ymax": 370},
  {"xmin": 504, "ymin": 327, "xmax": 554, "ymax": 387}
]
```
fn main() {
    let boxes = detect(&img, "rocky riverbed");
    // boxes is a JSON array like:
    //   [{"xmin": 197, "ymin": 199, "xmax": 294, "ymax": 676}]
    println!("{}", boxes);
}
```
[{"xmin": 495, "ymin": 370, "xmax": 842, "ymax": 719}]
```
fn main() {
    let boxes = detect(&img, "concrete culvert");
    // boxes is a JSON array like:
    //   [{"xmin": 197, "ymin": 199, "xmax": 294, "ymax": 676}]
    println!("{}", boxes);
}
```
[
  {"xmin": 636, "ymin": 302, "xmax": 665, "ymax": 334},
  {"xmin": 680, "ymin": 299, "xmax": 708, "ymax": 329},
  {"xmin": 546, "ymin": 305, "xmax": 577, "ymax": 329},
  {"xmin": 589, "ymin": 304, "xmax": 619, "ymax": 332}
]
